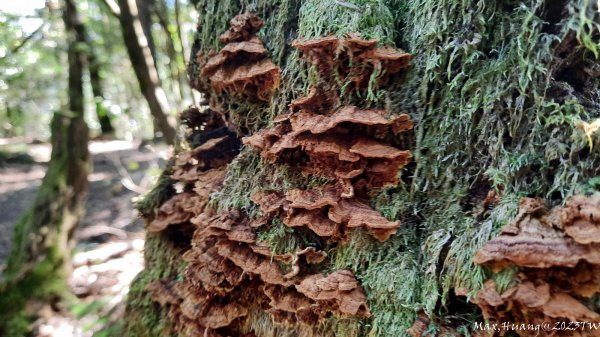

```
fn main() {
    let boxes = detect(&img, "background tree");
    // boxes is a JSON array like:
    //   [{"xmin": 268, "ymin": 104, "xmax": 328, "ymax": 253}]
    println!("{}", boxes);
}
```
[
  {"xmin": 69, "ymin": 0, "xmax": 115, "ymax": 135},
  {"xmin": 1, "ymin": 0, "xmax": 199, "ymax": 142},
  {"xmin": 0, "ymin": 0, "xmax": 90, "ymax": 334},
  {"xmin": 102, "ymin": 0, "xmax": 178, "ymax": 144}
]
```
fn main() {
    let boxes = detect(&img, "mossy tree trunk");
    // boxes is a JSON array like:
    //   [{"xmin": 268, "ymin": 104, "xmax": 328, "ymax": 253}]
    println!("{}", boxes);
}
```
[
  {"xmin": 125, "ymin": 1, "xmax": 600, "ymax": 336},
  {"xmin": 0, "ymin": 0, "xmax": 90, "ymax": 334}
]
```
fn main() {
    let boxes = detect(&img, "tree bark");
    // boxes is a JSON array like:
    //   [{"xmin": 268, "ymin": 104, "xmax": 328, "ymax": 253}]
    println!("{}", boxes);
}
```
[
  {"xmin": 136, "ymin": 0, "xmax": 158, "ymax": 67},
  {"xmin": 116, "ymin": 0, "xmax": 176, "ymax": 144},
  {"xmin": 125, "ymin": 1, "xmax": 600, "ymax": 336},
  {"xmin": 173, "ymin": 0, "xmax": 192, "ymax": 104},
  {"xmin": 0, "ymin": 0, "xmax": 90, "ymax": 334}
]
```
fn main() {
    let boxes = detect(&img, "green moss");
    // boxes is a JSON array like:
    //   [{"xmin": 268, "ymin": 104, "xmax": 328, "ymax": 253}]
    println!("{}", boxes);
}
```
[
  {"xmin": 0, "ymin": 245, "xmax": 71, "ymax": 336},
  {"xmin": 297, "ymin": 0, "xmax": 397, "ymax": 43},
  {"xmin": 191, "ymin": 0, "xmax": 304, "ymax": 134},
  {"xmin": 134, "ymin": 163, "xmax": 175, "ymax": 218},
  {"xmin": 122, "ymin": 233, "xmax": 187, "ymax": 337},
  {"xmin": 565, "ymin": 0, "xmax": 600, "ymax": 57},
  {"xmin": 257, "ymin": 218, "xmax": 300, "ymax": 255},
  {"xmin": 211, "ymin": 149, "xmax": 332, "ymax": 214},
  {"xmin": 328, "ymin": 228, "xmax": 419, "ymax": 337}
]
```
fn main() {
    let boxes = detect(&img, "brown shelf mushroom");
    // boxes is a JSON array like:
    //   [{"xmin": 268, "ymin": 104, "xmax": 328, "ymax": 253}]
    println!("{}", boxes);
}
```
[
  {"xmin": 470, "ymin": 196, "xmax": 600, "ymax": 336},
  {"xmin": 200, "ymin": 13, "xmax": 280, "ymax": 101}
]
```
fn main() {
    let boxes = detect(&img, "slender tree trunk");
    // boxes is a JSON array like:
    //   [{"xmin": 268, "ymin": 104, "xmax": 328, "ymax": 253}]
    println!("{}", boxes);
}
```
[
  {"xmin": 155, "ymin": 0, "xmax": 185, "ymax": 105},
  {"xmin": 0, "ymin": 0, "xmax": 90, "ymax": 334},
  {"xmin": 116, "ymin": 0, "xmax": 176, "ymax": 144},
  {"xmin": 69, "ymin": 0, "xmax": 114, "ymax": 135},
  {"xmin": 173, "ymin": 0, "xmax": 196, "ymax": 106},
  {"xmin": 136, "ymin": 0, "xmax": 157, "ymax": 67},
  {"xmin": 88, "ymin": 51, "xmax": 114, "ymax": 135}
]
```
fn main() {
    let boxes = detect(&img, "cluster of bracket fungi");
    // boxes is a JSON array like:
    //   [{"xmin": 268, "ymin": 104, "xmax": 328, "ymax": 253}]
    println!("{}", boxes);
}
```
[
  {"xmin": 467, "ymin": 195, "xmax": 600, "ymax": 336},
  {"xmin": 142, "ymin": 9, "xmax": 600, "ymax": 337},
  {"xmin": 141, "ymin": 12, "xmax": 417, "ymax": 336},
  {"xmin": 196, "ymin": 11, "xmax": 280, "ymax": 125},
  {"xmin": 244, "ymin": 31, "xmax": 413, "ymax": 243}
]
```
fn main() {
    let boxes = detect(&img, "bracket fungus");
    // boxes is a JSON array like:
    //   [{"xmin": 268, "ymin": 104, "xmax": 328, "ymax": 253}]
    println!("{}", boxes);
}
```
[
  {"xmin": 200, "ymin": 13, "xmax": 280, "ymax": 101},
  {"xmin": 243, "ymin": 34, "xmax": 412, "ymax": 192},
  {"xmin": 252, "ymin": 182, "xmax": 400, "ymax": 242},
  {"xmin": 562, "ymin": 194, "xmax": 600, "ymax": 244},
  {"xmin": 242, "ymin": 35, "xmax": 412, "ymax": 247},
  {"xmin": 474, "ymin": 197, "xmax": 600, "ymax": 269},
  {"xmin": 243, "ymin": 107, "xmax": 412, "ymax": 190},
  {"xmin": 144, "ymin": 18, "xmax": 413, "ymax": 336},
  {"xmin": 471, "ymin": 196, "xmax": 600, "ymax": 336},
  {"xmin": 147, "ymin": 192, "xmax": 202, "ymax": 232},
  {"xmin": 292, "ymin": 33, "xmax": 411, "ymax": 90},
  {"xmin": 149, "ymin": 181, "xmax": 370, "ymax": 333},
  {"xmin": 148, "ymin": 121, "xmax": 239, "ymax": 234},
  {"xmin": 172, "ymin": 134, "xmax": 241, "ymax": 182},
  {"xmin": 168, "ymin": 204, "xmax": 370, "ymax": 329},
  {"xmin": 295, "ymin": 270, "xmax": 371, "ymax": 318},
  {"xmin": 407, "ymin": 313, "xmax": 456, "ymax": 337}
]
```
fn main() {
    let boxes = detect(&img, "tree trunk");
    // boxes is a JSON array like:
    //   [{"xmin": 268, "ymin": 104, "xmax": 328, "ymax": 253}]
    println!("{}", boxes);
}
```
[
  {"xmin": 125, "ymin": 1, "xmax": 600, "ymax": 337},
  {"xmin": 69, "ymin": 0, "xmax": 115, "ymax": 135},
  {"xmin": 89, "ymin": 54, "xmax": 114, "ymax": 135},
  {"xmin": 136, "ymin": 0, "xmax": 158, "ymax": 67},
  {"xmin": 173, "ymin": 0, "xmax": 193, "ymax": 104},
  {"xmin": 155, "ymin": 0, "xmax": 185, "ymax": 105},
  {"xmin": 116, "ymin": 0, "xmax": 176, "ymax": 144},
  {"xmin": 0, "ymin": 0, "xmax": 90, "ymax": 334}
]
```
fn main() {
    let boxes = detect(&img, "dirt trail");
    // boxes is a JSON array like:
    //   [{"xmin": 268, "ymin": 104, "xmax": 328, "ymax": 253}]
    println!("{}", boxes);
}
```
[{"xmin": 0, "ymin": 140, "xmax": 167, "ymax": 263}]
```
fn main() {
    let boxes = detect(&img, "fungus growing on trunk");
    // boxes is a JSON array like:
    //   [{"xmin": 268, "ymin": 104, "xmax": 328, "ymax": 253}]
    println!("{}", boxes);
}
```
[
  {"xmin": 243, "ymin": 107, "xmax": 412, "ymax": 189},
  {"xmin": 471, "ymin": 196, "xmax": 600, "ymax": 336},
  {"xmin": 144, "ymin": 15, "xmax": 413, "ymax": 337},
  {"xmin": 200, "ymin": 13, "xmax": 280, "ymax": 101}
]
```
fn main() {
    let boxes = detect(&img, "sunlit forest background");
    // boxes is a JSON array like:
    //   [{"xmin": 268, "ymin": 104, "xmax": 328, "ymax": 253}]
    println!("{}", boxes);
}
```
[
  {"xmin": 0, "ymin": 0, "xmax": 200, "ymax": 335},
  {"xmin": 1, "ymin": 0, "xmax": 197, "ymax": 141}
]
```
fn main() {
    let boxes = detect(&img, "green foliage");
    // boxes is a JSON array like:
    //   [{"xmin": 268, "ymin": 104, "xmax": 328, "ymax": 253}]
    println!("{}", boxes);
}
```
[
  {"xmin": 0, "ymin": 0, "xmax": 199, "ymax": 140},
  {"xmin": 565, "ymin": 0, "xmax": 600, "ymax": 57}
]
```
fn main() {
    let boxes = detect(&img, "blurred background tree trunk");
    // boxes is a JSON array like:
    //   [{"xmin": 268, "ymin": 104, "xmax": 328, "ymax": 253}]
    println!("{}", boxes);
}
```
[
  {"xmin": 89, "ymin": 52, "xmax": 114, "ymax": 136},
  {"xmin": 116, "ymin": 0, "xmax": 177, "ymax": 144},
  {"xmin": 68, "ymin": 0, "xmax": 115, "ymax": 135},
  {"xmin": 0, "ymin": 0, "xmax": 90, "ymax": 334}
]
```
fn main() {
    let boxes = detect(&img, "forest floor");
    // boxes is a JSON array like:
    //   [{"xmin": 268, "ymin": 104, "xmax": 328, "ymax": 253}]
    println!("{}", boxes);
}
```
[{"xmin": 0, "ymin": 138, "xmax": 169, "ymax": 337}]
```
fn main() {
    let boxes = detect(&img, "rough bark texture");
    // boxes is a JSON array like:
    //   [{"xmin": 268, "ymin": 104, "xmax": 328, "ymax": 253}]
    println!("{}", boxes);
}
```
[
  {"xmin": 116, "ymin": 0, "xmax": 177, "ymax": 144},
  {"xmin": 0, "ymin": 0, "xmax": 90, "ymax": 334},
  {"xmin": 125, "ymin": 1, "xmax": 600, "ymax": 337}
]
